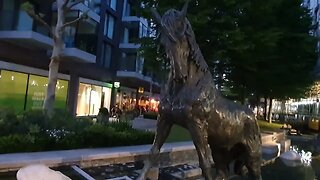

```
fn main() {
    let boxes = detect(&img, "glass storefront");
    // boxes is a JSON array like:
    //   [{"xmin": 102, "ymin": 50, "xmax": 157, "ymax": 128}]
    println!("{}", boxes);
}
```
[
  {"xmin": 0, "ymin": 69, "xmax": 112, "ymax": 115},
  {"xmin": 26, "ymin": 75, "xmax": 68, "ymax": 110},
  {"xmin": 77, "ymin": 83, "xmax": 112, "ymax": 116},
  {"xmin": 0, "ymin": 70, "xmax": 68, "ymax": 111},
  {"xmin": 0, "ymin": 70, "xmax": 28, "ymax": 111}
]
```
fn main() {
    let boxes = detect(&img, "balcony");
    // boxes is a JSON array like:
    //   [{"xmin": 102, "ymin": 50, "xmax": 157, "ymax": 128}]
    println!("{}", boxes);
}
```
[
  {"xmin": 122, "ymin": 16, "xmax": 148, "ymax": 28},
  {"xmin": 120, "ymin": 19, "xmax": 148, "ymax": 52},
  {"xmin": 119, "ymin": 43, "xmax": 141, "ymax": 52},
  {"xmin": 0, "ymin": 10, "xmax": 96, "ymax": 63},
  {"xmin": 0, "ymin": 30, "xmax": 52, "ymax": 50},
  {"xmin": 64, "ymin": 48, "xmax": 96, "ymax": 63},
  {"xmin": 0, "ymin": 10, "xmax": 53, "ymax": 50},
  {"xmin": 52, "ymin": 2, "xmax": 101, "ymax": 23},
  {"xmin": 117, "ymin": 54, "xmax": 155, "ymax": 85}
]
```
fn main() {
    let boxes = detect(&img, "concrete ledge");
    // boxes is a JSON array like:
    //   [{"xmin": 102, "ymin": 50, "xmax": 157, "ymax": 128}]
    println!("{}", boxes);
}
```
[
  {"xmin": 0, "ymin": 142, "xmax": 198, "ymax": 172},
  {"xmin": 0, "ymin": 132, "xmax": 285, "ymax": 173}
]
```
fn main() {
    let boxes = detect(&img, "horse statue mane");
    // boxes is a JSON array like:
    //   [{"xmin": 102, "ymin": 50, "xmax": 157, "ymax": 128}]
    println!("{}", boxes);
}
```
[
  {"xmin": 160, "ymin": 8, "xmax": 209, "ymax": 73},
  {"xmin": 138, "ymin": 2, "xmax": 262, "ymax": 180}
]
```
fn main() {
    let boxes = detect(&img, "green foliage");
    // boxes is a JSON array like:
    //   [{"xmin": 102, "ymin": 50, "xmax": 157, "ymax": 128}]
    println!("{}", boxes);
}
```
[
  {"xmin": 0, "ymin": 108, "xmax": 27, "ymax": 135},
  {"xmin": 138, "ymin": 0, "xmax": 318, "ymax": 101},
  {"xmin": 21, "ymin": 2, "xmax": 34, "ymax": 11},
  {"xmin": 0, "ymin": 108, "xmax": 154, "ymax": 153},
  {"xmin": 21, "ymin": 109, "xmax": 48, "ymax": 129}
]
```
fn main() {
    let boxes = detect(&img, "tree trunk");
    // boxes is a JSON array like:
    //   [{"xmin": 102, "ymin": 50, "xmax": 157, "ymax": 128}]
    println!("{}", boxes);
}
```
[
  {"xmin": 256, "ymin": 94, "xmax": 260, "ymax": 118},
  {"xmin": 43, "ymin": 58, "xmax": 60, "ymax": 114},
  {"xmin": 268, "ymin": 98, "xmax": 273, "ymax": 123},
  {"xmin": 263, "ymin": 96, "xmax": 268, "ymax": 121},
  {"xmin": 43, "ymin": 0, "xmax": 65, "ymax": 116}
]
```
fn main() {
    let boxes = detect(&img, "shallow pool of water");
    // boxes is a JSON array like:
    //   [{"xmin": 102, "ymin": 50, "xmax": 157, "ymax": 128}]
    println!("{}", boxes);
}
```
[{"xmin": 261, "ymin": 157, "xmax": 320, "ymax": 180}]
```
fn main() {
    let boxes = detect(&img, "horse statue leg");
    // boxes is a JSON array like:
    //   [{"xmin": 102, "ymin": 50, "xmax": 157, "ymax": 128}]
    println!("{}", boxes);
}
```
[
  {"xmin": 187, "ymin": 118, "xmax": 214, "ymax": 180},
  {"xmin": 137, "ymin": 115, "xmax": 173, "ymax": 180},
  {"xmin": 244, "ymin": 140, "xmax": 262, "ymax": 180},
  {"xmin": 209, "ymin": 146, "xmax": 230, "ymax": 180}
]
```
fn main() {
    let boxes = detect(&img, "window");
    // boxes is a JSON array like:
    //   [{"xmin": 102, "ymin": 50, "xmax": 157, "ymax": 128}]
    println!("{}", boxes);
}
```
[
  {"xmin": 77, "ymin": 83, "xmax": 112, "ymax": 116},
  {"xmin": 102, "ymin": 43, "xmax": 112, "ymax": 68},
  {"xmin": 107, "ymin": 0, "xmax": 117, "ymax": 10},
  {"xmin": 0, "ymin": 0, "xmax": 15, "ymax": 30},
  {"xmin": 123, "ymin": 0, "xmax": 131, "ymax": 16},
  {"xmin": 139, "ymin": 22, "xmax": 148, "ymax": 38},
  {"xmin": 104, "ymin": 14, "xmax": 115, "ymax": 39},
  {"xmin": 0, "ymin": 70, "xmax": 28, "ymax": 111},
  {"xmin": 136, "ymin": 56, "xmax": 144, "ymax": 73},
  {"xmin": 123, "ymin": 28, "xmax": 129, "ymax": 43},
  {"xmin": 16, "ymin": 5, "xmax": 33, "ymax": 30},
  {"xmin": 26, "ymin": 75, "xmax": 68, "ymax": 110},
  {"xmin": 76, "ymin": 18, "xmax": 98, "ymax": 54},
  {"xmin": 0, "ymin": 70, "xmax": 68, "ymax": 111},
  {"xmin": 59, "ymin": 11, "xmax": 98, "ymax": 54},
  {"xmin": 84, "ymin": 0, "xmax": 101, "ymax": 14},
  {"xmin": 120, "ymin": 53, "xmax": 137, "ymax": 71}
]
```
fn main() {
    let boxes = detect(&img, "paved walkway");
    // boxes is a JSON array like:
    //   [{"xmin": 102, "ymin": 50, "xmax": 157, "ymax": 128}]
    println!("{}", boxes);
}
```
[{"xmin": 131, "ymin": 117, "xmax": 157, "ymax": 132}]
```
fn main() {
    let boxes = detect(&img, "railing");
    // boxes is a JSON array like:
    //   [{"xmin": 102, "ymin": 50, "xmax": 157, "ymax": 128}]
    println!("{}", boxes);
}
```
[{"xmin": 0, "ymin": 10, "xmax": 50, "ymax": 37}]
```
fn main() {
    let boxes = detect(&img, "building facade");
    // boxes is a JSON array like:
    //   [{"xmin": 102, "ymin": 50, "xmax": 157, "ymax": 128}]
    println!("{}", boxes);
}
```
[{"xmin": 0, "ymin": 0, "xmax": 160, "ymax": 116}]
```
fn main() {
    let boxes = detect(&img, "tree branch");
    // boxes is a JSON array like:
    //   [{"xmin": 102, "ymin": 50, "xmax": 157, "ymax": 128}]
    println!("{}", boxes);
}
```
[
  {"xmin": 61, "ymin": 11, "xmax": 88, "ymax": 29},
  {"xmin": 62, "ymin": 0, "xmax": 71, "ymax": 10},
  {"xmin": 26, "ymin": 9, "xmax": 56, "ymax": 38}
]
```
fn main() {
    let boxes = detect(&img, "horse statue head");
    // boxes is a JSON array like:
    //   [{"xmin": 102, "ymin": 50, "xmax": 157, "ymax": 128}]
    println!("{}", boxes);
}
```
[{"xmin": 151, "ymin": 1, "xmax": 208, "ymax": 83}]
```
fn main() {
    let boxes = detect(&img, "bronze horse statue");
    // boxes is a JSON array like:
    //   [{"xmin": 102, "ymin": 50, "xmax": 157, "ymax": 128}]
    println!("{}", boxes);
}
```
[{"xmin": 139, "ymin": 2, "xmax": 262, "ymax": 180}]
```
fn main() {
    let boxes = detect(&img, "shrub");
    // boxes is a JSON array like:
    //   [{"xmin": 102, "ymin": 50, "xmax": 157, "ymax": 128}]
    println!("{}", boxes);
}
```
[
  {"xmin": 21, "ymin": 109, "xmax": 48, "ymax": 129},
  {"xmin": 0, "ymin": 108, "xmax": 27, "ymax": 135},
  {"xmin": 108, "ymin": 121, "xmax": 132, "ymax": 131},
  {"xmin": 0, "ymin": 108, "xmax": 154, "ymax": 153}
]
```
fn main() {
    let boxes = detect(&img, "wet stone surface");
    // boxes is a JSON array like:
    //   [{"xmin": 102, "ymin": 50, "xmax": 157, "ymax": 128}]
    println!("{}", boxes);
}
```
[
  {"xmin": 0, "ymin": 162, "xmax": 201, "ymax": 180},
  {"xmin": 81, "ymin": 162, "xmax": 201, "ymax": 180}
]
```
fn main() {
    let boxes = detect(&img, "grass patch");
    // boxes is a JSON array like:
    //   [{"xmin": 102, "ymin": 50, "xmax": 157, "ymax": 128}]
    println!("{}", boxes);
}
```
[
  {"xmin": 164, "ymin": 120, "xmax": 284, "ymax": 143},
  {"xmin": 258, "ymin": 120, "xmax": 283, "ymax": 132},
  {"xmin": 166, "ymin": 125, "xmax": 191, "ymax": 142}
]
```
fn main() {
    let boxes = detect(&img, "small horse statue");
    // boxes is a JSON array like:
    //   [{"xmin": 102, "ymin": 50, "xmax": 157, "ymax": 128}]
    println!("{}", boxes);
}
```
[{"xmin": 138, "ymin": 2, "xmax": 262, "ymax": 180}]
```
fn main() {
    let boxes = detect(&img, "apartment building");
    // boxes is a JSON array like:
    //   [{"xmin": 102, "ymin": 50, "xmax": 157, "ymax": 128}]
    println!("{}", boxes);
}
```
[{"xmin": 0, "ymin": 0, "xmax": 160, "ymax": 116}]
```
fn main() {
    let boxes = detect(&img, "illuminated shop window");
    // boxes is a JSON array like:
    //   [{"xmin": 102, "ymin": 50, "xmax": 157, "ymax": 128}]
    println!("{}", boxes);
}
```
[
  {"xmin": 0, "ymin": 70, "xmax": 68, "ymax": 111},
  {"xmin": 55, "ymin": 80, "xmax": 68, "ymax": 109},
  {"xmin": 90, "ymin": 85, "xmax": 102, "ymax": 115},
  {"xmin": 0, "ymin": 70, "xmax": 28, "ymax": 111},
  {"xmin": 77, "ymin": 83, "xmax": 112, "ymax": 116},
  {"xmin": 26, "ymin": 75, "xmax": 68, "ymax": 110}
]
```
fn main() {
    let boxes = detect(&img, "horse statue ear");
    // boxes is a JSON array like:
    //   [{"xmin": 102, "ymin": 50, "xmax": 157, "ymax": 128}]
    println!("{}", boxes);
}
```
[
  {"xmin": 180, "ymin": 0, "xmax": 189, "ymax": 18},
  {"xmin": 151, "ymin": 8, "xmax": 162, "ymax": 25}
]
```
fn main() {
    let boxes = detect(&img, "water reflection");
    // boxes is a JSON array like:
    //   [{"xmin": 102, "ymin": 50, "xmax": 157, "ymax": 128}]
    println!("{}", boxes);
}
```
[{"xmin": 262, "ymin": 157, "xmax": 319, "ymax": 180}]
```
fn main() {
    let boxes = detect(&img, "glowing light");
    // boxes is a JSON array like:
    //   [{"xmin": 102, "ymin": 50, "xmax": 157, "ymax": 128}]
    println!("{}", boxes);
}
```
[
  {"xmin": 11, "ymin": 76, "xmax": 14, "ymax": 80},
  {"xmin": 291, "ymin": 146, "xmax": 312, "ymax": 166},
  {"xmin": 31, "ymin": 80, "xmax": 37, "ymax": 86}
]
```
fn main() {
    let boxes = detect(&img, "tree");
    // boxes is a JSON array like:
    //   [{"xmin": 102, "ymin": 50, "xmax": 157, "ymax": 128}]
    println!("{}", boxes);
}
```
[
  {"xmin": 23, "ymin": 0, "xmax": 87, "ymax": 116},
  {"xmin": 138, "ymin": 0, "xmax": 318, "ymax": 121}
]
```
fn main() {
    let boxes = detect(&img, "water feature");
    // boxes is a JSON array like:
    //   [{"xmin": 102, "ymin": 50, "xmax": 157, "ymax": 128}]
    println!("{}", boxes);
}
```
[
  {"xmin": 1, "ymin": 136, "xmax": 319, "ymax": 180},
  {"xmin": 262, "ymin": 157, "xmax": 319, "ymax": 180}
]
